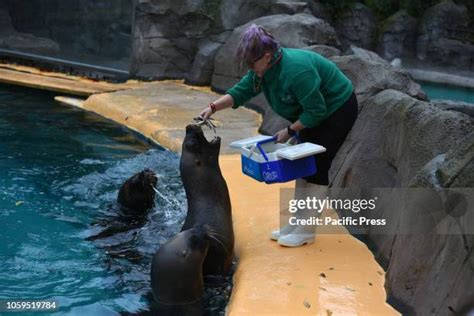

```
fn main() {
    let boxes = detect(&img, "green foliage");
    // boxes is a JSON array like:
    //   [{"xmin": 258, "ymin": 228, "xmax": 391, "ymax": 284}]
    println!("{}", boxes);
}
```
[
  {"xmin": 321, "ymin": 0, "xmax": 445, "ymax": 20},
  {"xmin": 363, "ymin": 0, "xmax": 443, "ymax": 19},
  {"xmin": 319, "ymin": 0, "xmax": 357, "ymax": 18},
  {"xmin": 201, "ymin": 0, "xmax": 222, "ymax": 20},
  {"xmin": 455, "ymin": 0, "xmax": 474, "ymax": 9},
  {"xmin": 454, "ymin": 0, "xmax": 474, "ymax": 19},
  {"xmin": 364, "ymin": 0, "xmax": 398, "ymax": 18},
  {"xmin": 399, "ymin": 0, "xmax": 441, "ymax": 17}
]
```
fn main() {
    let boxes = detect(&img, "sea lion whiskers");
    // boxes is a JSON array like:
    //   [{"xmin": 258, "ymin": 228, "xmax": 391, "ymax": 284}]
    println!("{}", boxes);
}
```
[{"xmin": 206, "ymin": 226, "xmax": 231, "ymax": 255}]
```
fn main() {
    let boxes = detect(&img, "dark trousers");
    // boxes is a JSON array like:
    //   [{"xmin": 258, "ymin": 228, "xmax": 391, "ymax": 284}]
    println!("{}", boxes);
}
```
[{"xmin": 299, "ymin": 92, "xmax": 358, "ymax": 185}]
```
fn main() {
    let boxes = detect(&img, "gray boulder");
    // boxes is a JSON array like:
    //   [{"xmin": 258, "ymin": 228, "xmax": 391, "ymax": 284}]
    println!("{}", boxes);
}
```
[
  {"xmin": 131, "ymin": 0, "xmax": 214, "ymax": 79},
  {"xmin": 378, "ymin": 10, "xmax": 418, "ymax": 61},
  {"xmin": 305, "ymin": 1, "xmax": 332, "ymax": 24},
  {"xmin": 131, "ymin": 37, "xmax": 197, "ymax": 79},
  {"xmin": 218, "ymin": 0, "xmax": 273, "ymax": 30},
  {"xmin": 270, "ymin": 2, "xmax": 311, "ymax": 15},
  {"xmin": 419, "ymin": 37, "xmax": 474, "ymax": 71},
  {"xmin": 417, "ymin": 0, "xmax": 474, "ymax": 70},
  {"xmin": 208, "ymin": 31, "xmax": 233, "ymax": 45},
  {"xmin": 0, "ymin": 34, "xmax": 60, "ymax": 55},
  {"xmin": 330, "ymin": 89, "xmax": 472, "ymax": 188},
  {"xmin": 329, "ymin": 90, "xmax": 472, "ymax": 316},
  {"xmin": 185, "ymin": 39, "xmax": 222, "ymax": 86},
  {"xmin": 334, "ymin": 3, "xmax": 377, "ymax": 50},
  {"xmin": 303, "ymin": 45, "xmax": 341, "ymax": 58},
  {"xmin": 0, "ymin": 7, "xmax": 60, "ymax": 55},
  {"xmin": 345, "ymin": 45, "xmax": 389, "ymax": 65},
  {"xmin": 135, "ymin": 0, "xmax": 206, "ymax": 16},
  {"xmin": 3, "ymin": 0, "xmax": 130, "ymax": 59},
  {"xmin": 330, "ymin": 55, "xmax": 427, "ymax": 105},
  {"xmin": 432, "ymin": 100, "xmax": 474, "ymax": 118},
  {"xmin": 386, "ymin": 132, "xmax": 474, "ymax": 315}
]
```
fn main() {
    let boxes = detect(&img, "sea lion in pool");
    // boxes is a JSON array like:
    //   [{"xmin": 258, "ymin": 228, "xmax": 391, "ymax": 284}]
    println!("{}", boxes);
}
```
[
  {"xmin": 150, "ymin": 225, "xmax": 210, "ymax": 316},
  {"xmin": 117, "ymin": 168, "xmax": 157, "ymax": 213},
  {"xmin": 87, "ymin": 169, "xmax": 157, "ymax": 242},
  {"xmin": 180, "ymin": 124, "xmax": 234, "ymax": 276}
]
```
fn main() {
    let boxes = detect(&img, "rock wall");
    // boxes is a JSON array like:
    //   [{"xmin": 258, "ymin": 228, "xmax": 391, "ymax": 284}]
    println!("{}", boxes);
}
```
[
  {"xmin": 130, "ymin": 0, "xmax": 273, "ymax": 79},
  {"xmin": 2, "ymin": 0, "xmax": 472, "ymax": 75},
  {"xmin": 417, "ymin": 1, "xmax": 474, "ymax": 70},
  {"xmin": 328, "ymin": 88, "xmax": 473, "ymax": 314},
  {"xmin": 131, "ymin": 0, "xmax": 473, "ymax": 80},
  {"xmin": 1, "ymin": 0, "xmax": 132, "ymax": 60},
  {"xmin": 0, "ymin": 5, "xmax": 60, "ymax": 55}
]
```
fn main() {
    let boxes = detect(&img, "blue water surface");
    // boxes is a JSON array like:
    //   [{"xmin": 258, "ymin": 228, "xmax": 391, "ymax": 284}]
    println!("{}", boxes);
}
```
[
  {"xmin": 0, "ymin": 84, "xmax": 186, "ymax": 315},
  {"xmin": 419, "ymin": 81, "xmax": 474, "ymax": 104}
]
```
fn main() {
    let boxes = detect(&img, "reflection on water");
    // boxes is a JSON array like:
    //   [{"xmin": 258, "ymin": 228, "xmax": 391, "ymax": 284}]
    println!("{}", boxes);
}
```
[{"xmin": 0, "ymin": 84, "xmax": 186, "ymax": 315}]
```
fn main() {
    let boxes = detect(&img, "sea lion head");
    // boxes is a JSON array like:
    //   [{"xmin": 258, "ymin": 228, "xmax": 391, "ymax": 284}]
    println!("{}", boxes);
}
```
[
  {"xmin": 181, "ymin": 124, "xmax": 221, "ymax": 169},
  {"xmin": 151, "ymin": 225, "xmax": 210, "ymax": 305},
  {"xmin": 117, "ymin": 168, "xmax": 157, "ymax": 212}
]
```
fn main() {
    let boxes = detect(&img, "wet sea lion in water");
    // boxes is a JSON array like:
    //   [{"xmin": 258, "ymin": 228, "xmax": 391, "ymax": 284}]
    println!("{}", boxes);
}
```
[
  {"xmin": 150, "ymin": 225, "xmax": 210, "ymax": 316},
  {"xmin": 87, "ymin": 169, "xmax": 157, "ymax": 242},
  {"xmin": 180, "ymin": 124, "xmax": 234, "ymax": 276},
  {"xmin": 117, "ymin": 168, "xmax": 157, "ymax": 213}
]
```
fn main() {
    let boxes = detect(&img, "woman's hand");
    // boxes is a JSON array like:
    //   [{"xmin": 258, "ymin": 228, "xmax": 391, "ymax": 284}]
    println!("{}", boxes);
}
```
[
  {"xmin": 274, "ymin": 127, "xmax": 291, "ymax": 143},
  {"xmin": 199, "ymin": 106, "xmax": 213, "ymax": 120},
  {"xmin": 198, "ymin": 95, "xmax": 235, "ymax": 119}
]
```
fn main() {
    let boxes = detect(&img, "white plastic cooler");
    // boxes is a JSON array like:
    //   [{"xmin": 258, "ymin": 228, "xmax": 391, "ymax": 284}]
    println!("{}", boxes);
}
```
[{"xmin": 229, "ymin": 135, "xmax": 326, "ymax": 184}]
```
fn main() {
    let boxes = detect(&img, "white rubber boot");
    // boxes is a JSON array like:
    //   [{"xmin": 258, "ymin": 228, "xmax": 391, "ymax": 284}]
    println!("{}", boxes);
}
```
[
  {"xmin": 277, "ymin": 226, "xmax": 316, "ymax": 247},
  {"xmin": 278, "ymin": 180, "xmax": 328, "ymax": 247},
  {"xmin": 270, "ymin": 223, "xmax": 295, "ymax": 241}
]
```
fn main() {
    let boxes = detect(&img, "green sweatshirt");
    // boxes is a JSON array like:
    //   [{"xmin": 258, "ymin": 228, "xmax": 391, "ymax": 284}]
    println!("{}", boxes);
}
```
[{"xmin": 226, "ymin": 48, "xmax": 353, "ymax": 128}]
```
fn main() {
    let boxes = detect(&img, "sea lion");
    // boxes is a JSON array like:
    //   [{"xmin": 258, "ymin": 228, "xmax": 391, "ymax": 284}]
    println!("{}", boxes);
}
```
[
  {"xmin": 87, "ymin": 168, "xmax": 157, "ymax": 242},
  {"xmin": 150, "ymin": 225, "xmax": 210, "ymax": 316},
  {"xmin": 117, "ymin": 168, "xmax": 157, "ymax": 213},
  {"xmin": 180, "ymin": 124, "xmax": 234, "ymax": 276}
]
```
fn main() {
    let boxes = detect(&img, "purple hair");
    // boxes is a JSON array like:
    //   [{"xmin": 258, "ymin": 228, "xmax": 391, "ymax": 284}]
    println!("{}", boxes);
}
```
[{"xmin": 236, "ymin": 24, "xmax": 280, "ymax": 71}]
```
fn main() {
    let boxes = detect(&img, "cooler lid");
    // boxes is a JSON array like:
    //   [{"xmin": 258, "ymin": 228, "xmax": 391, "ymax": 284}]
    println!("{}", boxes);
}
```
[
  {"xmin": 229, "ymin": 135, "xmax": 274, "ymax": 149},
  {"xmin": 276, "ymin": 142, "xmax": 326, "ymax": 160}
]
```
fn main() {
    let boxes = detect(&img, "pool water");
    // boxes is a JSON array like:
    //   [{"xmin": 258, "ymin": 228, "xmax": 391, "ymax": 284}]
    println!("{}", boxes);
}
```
[
  {"xmin": 419, "ymin": 81, "xmax": 474, "ymax": 104},
  {"xmin": 0, "ymin": 84, "xmax": 187, "ymax": 315}
]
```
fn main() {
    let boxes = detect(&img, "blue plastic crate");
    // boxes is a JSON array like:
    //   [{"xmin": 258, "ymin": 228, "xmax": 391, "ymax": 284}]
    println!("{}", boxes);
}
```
[
  {"xmin": 233, "ymin": 136, "xmax": 325, "ymax": 184},
  {"xmin": 259, "ymin": 156, "xmax": 317, "ymax": 184},
  {"xmin": 241, "ymin": 154, "xmax": 264, "ymax": 182}
]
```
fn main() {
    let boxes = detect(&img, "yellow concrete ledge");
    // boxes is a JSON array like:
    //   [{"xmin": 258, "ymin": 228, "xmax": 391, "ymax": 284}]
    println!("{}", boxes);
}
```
[
  {"xmin": 0, "ymin": 63, "xmax": 155, "ymax": 96},
  {"xmin": 77, "ymin": 81, "xmax": 261, "ymax": 154}
]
